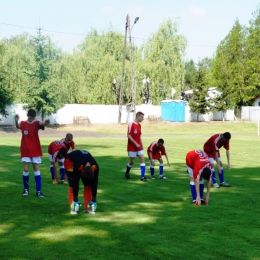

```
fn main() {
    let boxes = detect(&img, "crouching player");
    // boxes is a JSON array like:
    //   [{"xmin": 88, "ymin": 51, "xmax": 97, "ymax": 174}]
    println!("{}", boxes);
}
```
[
  {"xmin": 64, "ymin": 150, "xmax": 99, "ymax": 214},
  {"xmin": 186, "ymin": 150, "xmax": 212, "ymax": 206}
]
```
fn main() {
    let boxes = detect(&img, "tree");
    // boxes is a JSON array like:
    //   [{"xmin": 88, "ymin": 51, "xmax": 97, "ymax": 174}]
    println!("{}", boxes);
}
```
[
  {"xmin": 0, "ymin": 43, "xmax": 13, "ymax": 117},
  {"xmin": 189, "ymin": 59, "xmax": 211, "ymax": 122},
  {"xmin": 141, "ymin": 19, "xmax": 187, "ymax": 104},
  {"xmin": 22, "ymin": 28, "xmax": 65, "ymax": 120},
  {"xmin": 212, "ymin": 20, "xmax": 247, "ymax": 108},
  {"xmin": 184, "ymin": 59, "xmax": 197, "ymax": 90}
]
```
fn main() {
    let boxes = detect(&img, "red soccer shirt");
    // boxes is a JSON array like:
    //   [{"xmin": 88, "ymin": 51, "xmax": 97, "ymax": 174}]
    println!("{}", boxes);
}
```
[
  {"xmin": 147, "ymin": 141, "xmax": 166, "ymax": 160},
  {"xmin": 48, "ymin": 141, "xmax": 67, "ymax": 162},
  {"xmin": 186, "ymin": 150, "xmax": 211, "ymax": 180},
  {"xmin": 203, "ymin": 134, "xmax": 230, "ymax": 158},
  {"xmin": 19, "ymin": 120, "xmax": 45, "ymax": 157},
  {"xmin": 60, "ymin": 138, "xmax": 75, "ymax": 150},
  {"xmin": 127, "ymin": 121, "xmax": 143, "ymax": 152}
]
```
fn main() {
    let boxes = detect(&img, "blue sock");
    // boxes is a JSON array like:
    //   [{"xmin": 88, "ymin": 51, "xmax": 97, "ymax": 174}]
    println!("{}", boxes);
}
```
[
  {"xmin": 140, "ymin": 163, "xmax": 146, "ymax": 178},
  {"xmin": 34, "ymin": 172, "xmax": 41, "ymax": 192},
  {"xmin": 211, "ymin": 170, "xmax": 217, "ymax": 184},
  {"xmin": 199, "ymin": 180, "xmax": 204, "ymax": 199},
  {"xmin": 150, "ymin": 166, "xmax": 155, "ymax": 176},
  {"xmin": 190, "ymin": 181, "xmax": 196, "ymax": 202},
  {"xmin": 50, "ymin": 166, "xmax": 55, "ymax": 180},
  {"xmin": 159, "ymin": 164, "xmax": 164, "ymax": 176},
  {"xmin": 125, "ymin": 163, "xmax": 131, "ymax": 174},
  {"xmin": 23, "ymin": 171, "xmax": 29, "ymax": 190},
  {"xmin": 219, "ymin": 168, "xmax": 224, "ymax": 183},
  {"xmin": 60, "ymin": 167, "xmax": 65, "ymax": 181}
]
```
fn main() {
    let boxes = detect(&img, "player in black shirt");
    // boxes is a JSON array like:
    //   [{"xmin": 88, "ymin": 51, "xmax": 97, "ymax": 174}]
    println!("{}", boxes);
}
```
[{"xmin": 64, "ymin": 150, "xmax": 99, "ymax": 214}]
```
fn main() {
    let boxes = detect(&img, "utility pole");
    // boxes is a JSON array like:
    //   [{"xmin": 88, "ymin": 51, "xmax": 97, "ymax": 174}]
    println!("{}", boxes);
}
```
[
  {"xmin": 128, "ymin": 16, "xmax": 136, "ymax": 119},
  {"xmin": 118, "ymin": 15, "xmax": 128, "ymax": 124}
]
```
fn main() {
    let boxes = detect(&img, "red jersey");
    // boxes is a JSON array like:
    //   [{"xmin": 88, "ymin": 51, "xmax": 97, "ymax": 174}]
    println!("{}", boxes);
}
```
[
  {"xmin": 48, "ymin": 141, "xmax": 67, "ymax": 162},
  {"xmin": 60, "ymin": 138, "xmax": 75, "ymax": 150},
  {"xmin": 186, "ymin": 150, "xmax": 211, "ymax": 180},
  {"xmin": 19, "ymin": 120, "xmax": 45, "ymax": 157},
  {"xmin": 147, "ymin": 141, "xmax": 166, "ymax": 160},
  {"xmin": 127, "ymin": 121, "xmax": 143, "ymax": 152},
  {"xmin": 203, "ymin": 134, "xmax": 230, "ymax": 158}
]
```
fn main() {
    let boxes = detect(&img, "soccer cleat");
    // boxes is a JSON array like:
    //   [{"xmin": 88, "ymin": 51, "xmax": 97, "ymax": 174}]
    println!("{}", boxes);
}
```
[
  {"xmin": 36, "ymin": 191, "xmax": 45, "ymax": 198},
  {"xmin": 150, "ymin": 175, "xmax": 155, "ymax": 179},
  {"xmin": 61, "ymin": 180, "xmax": 68, "ymax": 185},
  {"xmin": 53, "ymin": 180, "xmax": 58, "ymax": 185},
  {"xmin": 23, "ymin": 189, "xmax": 29, "ymax": 197},
  {"xmin": 159, "ymin": 175, "xmax": 167, "ymax": 179},
  {"xmin": 125, "ymin": 174, "xmax": 130, "ymax": 179},
  {"xmin": 140, "ymin": 177, "xmax": 148, "ymax": 182},
  {"xmin": 213, "ymin": 183, "xmax": 220, "ymax": 188},
  {"xmin": 220, "ymin": 182, "xmax": 231, "ymax": 187},
  {"xmin": 70, "ymin": 210, "xmax": 78, "ymax": 215}
]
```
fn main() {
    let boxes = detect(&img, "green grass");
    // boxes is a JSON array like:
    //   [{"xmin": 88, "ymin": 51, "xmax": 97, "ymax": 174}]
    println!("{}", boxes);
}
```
[{"xmin": 0, "ymin": 122, "xmax": 260, "ymax": 260}]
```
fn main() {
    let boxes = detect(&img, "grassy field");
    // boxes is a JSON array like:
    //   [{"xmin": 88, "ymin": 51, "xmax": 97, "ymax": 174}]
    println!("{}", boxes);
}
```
[{"xmin": 0, "ymin": 121, "xmax": 260, "ymax": 260}]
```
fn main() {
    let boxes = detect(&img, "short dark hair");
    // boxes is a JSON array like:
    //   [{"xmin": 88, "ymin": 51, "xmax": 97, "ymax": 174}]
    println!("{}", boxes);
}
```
[
  {"xmin": 158, "ymin": 138, "xmax": 164, "ymax": 144},
  {"xmin": 66, "ymin": 133, "xmax": 73, "ymax": 141},
  {"xmin": 201, "ymin": 167, "xmax": 211, "ymax": 180},
  {"xmin": 223, "ymin": 132, "xmax": 231, "ymax": 140},
  {"xmin": 59, "ymin": 147, "xmax": 68, "ymax": 157},
  {"xmin": 136, "ymin": 111, "xmax": 144, "ymax": 117},
  {"xmin": 81, "ymin": 166, "xmax": 94, "ymax": 182},
  {"xmin": 27, "ymin": 109, "xmax": 36, "ymax": 117}
]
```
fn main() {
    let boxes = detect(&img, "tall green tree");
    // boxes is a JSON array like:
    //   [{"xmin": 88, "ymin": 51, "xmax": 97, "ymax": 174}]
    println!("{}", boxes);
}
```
[
  {"xmin": 189, "ymin": 59, "xmax": 211, "ymax": 122},
  {"xmin": 0, "ymin": 43, "xmax": 13, "ymax": 117},
  {"xmin": 22, "ymin": 28, "xmax": 65, "ymax": 120},
  {"xmin": 141, "ymin": 19, "xmax": 187, "ymax": 104},
  {"xmin": 212, "ymin": 20, "xmax": 247, "ymax": 108}
]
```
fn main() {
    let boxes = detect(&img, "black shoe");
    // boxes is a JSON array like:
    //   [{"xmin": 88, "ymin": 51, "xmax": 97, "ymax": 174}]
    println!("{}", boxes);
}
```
[
  {"xmin": 36, "ymin": 191, "xmax": 45, "ymax": 198},
  {"xmin": 125, "ymin": 174, "xmax": 130, "ymax": 179},
  {"xmin": 140, "ymin": 177, "xmax": 148, "ymax": 182}
]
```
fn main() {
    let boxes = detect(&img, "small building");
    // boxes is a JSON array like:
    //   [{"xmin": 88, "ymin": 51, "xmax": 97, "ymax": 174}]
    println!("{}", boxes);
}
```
[{"xmin": 161, "ymin": 100, "xmax": 186, "ymax": 122}]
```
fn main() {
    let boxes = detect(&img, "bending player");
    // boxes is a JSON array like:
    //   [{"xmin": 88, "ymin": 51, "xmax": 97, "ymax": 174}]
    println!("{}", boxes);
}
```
[
  {"xmin": 186, "ymin": 150, "xmax": 212, "ymax": 205},
  {"xmin": 203, "ymin": 132, "xmax": 231, "ymax": 188},
  {"xmin": 147, "ymin": 138, "xmax": 170, "ymax": 179},
  {"xmin": 48, "ymin": 141, "xmax": 68, "ymax": 185},
  {"xmin": 64, "ymin": 150, "xmax": 99, "ymax": 214}
]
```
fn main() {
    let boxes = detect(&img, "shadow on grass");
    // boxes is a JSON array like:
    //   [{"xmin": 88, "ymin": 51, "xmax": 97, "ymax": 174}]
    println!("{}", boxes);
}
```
[{"xmin": 0, "ymin": 146, "xmax": 260, "ymax": 260}]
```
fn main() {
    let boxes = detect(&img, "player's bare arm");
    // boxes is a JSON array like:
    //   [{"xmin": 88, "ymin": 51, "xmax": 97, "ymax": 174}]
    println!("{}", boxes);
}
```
[
  {"xmin": 195, "ymin": 179, "xmax": 201, "ymax": 205},
  {"xmin": 165, "ymin": 154, "xmax": 170, "ymax": 167},
  {"xmin": 215, "ymin": 151, "xmax": 222, "ymax": 174},
  {"xmin": 14, "ymin": 114, "xmax": 20, "ymax": 129},
  {"xmin": 226, "ymin": 150, "xmax": 231, "ymax": 170},
  {"xmin": 205, "ymin": 179, "xmax": 211, "ymax": 205},
  {"xmin": 40, "ymin": 119, "xmax": 50, "ymax": 126}
]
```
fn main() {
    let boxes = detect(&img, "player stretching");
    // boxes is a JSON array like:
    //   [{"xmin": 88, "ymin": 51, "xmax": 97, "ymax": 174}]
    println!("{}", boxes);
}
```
[
  {"xmin": 186, "ymin": 150, "xmax": 212, "ymax": 205},
  {"xmin": 125, "ymin": 111, "xmax": 147, "ymax": 181},
  {"xmin": 203, "ymin": 132, "xmax": 231, "ymax": 188},
  {"xmin": 147, "ymin": 139, "xmax": 170, "ymax": 179},
  {"xmin": 15, "ymin": 109, "xmax": 50, "ymax": 197},
  {"xmin": 64, "ymin": 150, "xmax": 99, "ymax": 214},
  {"xmin": 48, "ymin": 141, "xmax": 68, "ymax": 185}
]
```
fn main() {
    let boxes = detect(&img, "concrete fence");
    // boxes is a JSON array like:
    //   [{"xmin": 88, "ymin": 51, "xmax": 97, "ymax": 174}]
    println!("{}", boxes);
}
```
[{"xmin": 0, "ymin": 103, "xmax": 237, "ymax": 125}]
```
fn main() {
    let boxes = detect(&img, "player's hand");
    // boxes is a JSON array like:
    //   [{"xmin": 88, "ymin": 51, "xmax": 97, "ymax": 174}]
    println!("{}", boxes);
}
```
[
  {"xmin": 135, "ymin": 143, "xmax": 140, "ymax": 148},
  {"xmin": 195, "ymin": 198, "xmax": 201, "ymax": 206}
]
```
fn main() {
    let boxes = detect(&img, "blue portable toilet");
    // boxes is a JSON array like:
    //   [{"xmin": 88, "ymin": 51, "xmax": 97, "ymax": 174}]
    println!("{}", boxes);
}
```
[{"xmin": 161, "ymin": 100, "xmax": 186, "ymax": 122}]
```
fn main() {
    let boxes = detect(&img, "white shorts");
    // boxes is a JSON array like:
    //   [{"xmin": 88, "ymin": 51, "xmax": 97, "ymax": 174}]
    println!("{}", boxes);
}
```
[
  {"xmin": 128, "ymin": 150, "xmax": 144, "ymax": 158},
  {"xmin": 21, "ymin": 157, "xmax": 42, "ymax": 164},
  {"xmin": 208, "ymin": 157, "xmax": 222, "ymax": 164},
  {"xmin": 186, "ymin": 165, "xmax": 193, "ymax": 178},
  {"xmin": 48, "ymin": 154, "xmax": 65, "ymax": 163}
]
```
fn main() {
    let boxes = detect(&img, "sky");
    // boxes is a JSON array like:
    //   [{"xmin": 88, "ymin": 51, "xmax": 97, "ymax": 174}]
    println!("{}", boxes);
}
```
[{"xmin": 0, "ymin": 0, "xmax": 259, "ymax": 63}]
